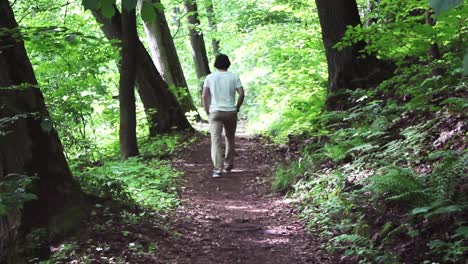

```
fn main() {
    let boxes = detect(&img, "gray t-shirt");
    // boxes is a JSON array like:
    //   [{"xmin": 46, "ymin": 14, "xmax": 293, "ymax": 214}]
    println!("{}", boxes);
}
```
[{"xmin": 203, "ymin": 71, "xmax": 243, "ymax": 112}]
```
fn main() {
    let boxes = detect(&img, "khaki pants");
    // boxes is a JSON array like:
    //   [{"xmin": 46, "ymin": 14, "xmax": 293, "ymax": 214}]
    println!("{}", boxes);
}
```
[{"xmin": 209, "ymin": 111, "xmax": 238, "ymax": 171}]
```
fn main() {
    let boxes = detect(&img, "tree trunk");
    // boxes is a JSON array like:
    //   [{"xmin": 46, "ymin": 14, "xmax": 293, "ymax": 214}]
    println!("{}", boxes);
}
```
[
  {"xmin": 315, "ymin": 0, "xmax": 392, "ymax": 111},
  {"xmin": 92, "ymin": 8, "xmax": 193, "ymax": 135},
  {"xmin": 425, "ymin": 10, "xmax": 444, "ymax": 76},
  {"xmin": 205, "ymin": 0, "xmax": 220, "ymax": 55},
  {"xmin": 0, "ymin": 1, "xmax": 86, "ymax": 262},
  {"xmin": 120, "ymin": 7, "xmax": 139, "ymax": 158},
  {"xmin": 184, "ymin": 0, "xmax": 211, "ymax": 79},
  {"xmin": 137, "ymin": 0, "xmax": 198, "ymax": 115}
]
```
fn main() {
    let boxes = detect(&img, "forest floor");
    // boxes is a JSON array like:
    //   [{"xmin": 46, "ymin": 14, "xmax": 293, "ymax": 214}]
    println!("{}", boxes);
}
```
[
  {"xmin": 155, "ymin": 131, "xmax": 337, "ymax": 264},
  {"xmin": 45, "ymin": 125, "xmax": 338, "ymax": 264}
]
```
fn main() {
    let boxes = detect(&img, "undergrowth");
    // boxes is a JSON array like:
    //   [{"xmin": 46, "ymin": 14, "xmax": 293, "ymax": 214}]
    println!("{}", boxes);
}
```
[
  {"xmin": 269, "ymin": 2, "xmax": 468, "ymax": 262},
  {"xmin": 75, "ymin": 158, "xmax": 181, "ymax": 211},
  {"xmin": 71, "ymin": 134, "xmax": 194, "ymax": 211},
  {"xmin": 32, "ymin": 133, "xmax": 195, "ymax": 263},
  {"xmin": 272, "ymin": 56, "xmax": 468, "ymax": 263}
]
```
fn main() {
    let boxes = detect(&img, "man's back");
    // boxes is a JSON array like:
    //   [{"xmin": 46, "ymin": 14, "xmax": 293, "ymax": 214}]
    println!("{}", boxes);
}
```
[{"xmin": 204, "ymin": 71, "xmax": 242, "ymax": 113}]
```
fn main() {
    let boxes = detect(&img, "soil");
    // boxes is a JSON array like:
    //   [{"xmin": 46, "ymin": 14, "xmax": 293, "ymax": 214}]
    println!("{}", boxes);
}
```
[{"xmin": 155, "ymin": 133, "xmax": 337, "ymax": 264}]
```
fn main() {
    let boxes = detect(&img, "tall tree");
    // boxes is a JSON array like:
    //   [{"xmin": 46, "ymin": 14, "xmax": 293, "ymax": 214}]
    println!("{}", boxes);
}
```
[
  {"xmin": 205, "ymin": 0, "xmax": 220, "ymax": 55},
  {"xmin": 315, "ymin": 0, "xmax": 391, "ymax": 110},
  {"xmin": 137, "ymin": 0, "xmax": 198, "ymax": 115},
  {"xmin": 184, "ymin": 0, "xmax": 211, "ymax": 79},
  {"xmin": 120, "ymin": 5, "xmax": 139, "ymax": 158},
  {"xmin": 92, "ymin": 8, "xmax": 193, "ymax": 135},
  {"xmin": 425, "ymin": 10, "xmax": 444, "ymax": 76},
  {"xmin": 0, "ymin": 0, "xmax": 85, "ymax": 262}
]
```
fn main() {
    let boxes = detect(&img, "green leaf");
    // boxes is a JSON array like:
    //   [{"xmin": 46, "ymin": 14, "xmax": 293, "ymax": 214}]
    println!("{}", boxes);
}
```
[
  {"xmin": 122, "ymin": 0, "xmax": 138, "ymax": 11},
  {"xmin": 152, "ymin": 2, "xmax": 165, "ymax": 11},
  {"xmin": 101, "ymin": 0, "xmax": 116, "ymax": 19},
  {"xmin": 429, "ymin": 0, "xmax": 463, "ymax": 16},
  {"xmin": 463, "ymin": 51, "xmax": 468, "ymax": 76},
  {"xmin": 0, "ymin": 204, "xmax": 7, "ymax": 216},
  {"xmin": 141, "ymin": 1, "xmax": 157, "ymax": 22},
  {"xmin": 411, "ymin": 206, "xmax": 431, "ymax": 215},
  {"xmin": 428, "ymin": 205, "xmax": 464, "ymax": 217},
  {"xmin": 82, "ymin": 0, "xmax": 100, "ymax": 10},
  {"xmin": 454, "ymin": 226, "xmax": 468, "ymax": 238}
]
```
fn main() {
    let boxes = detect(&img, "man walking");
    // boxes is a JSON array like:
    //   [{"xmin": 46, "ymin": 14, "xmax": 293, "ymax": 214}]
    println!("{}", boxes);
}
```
[{"xmin": 203, "ymin": 54, "xmax": 245, "ymax": 178}]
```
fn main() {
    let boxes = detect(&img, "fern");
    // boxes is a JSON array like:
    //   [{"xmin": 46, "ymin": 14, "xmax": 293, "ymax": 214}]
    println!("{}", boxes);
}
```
[
  {"xmin": 365, "ymin": 166, "xmax": 429, "ymax": 205},
  {"xmin": 323, "ymin": 143, "xmax": 349, "ymax": 162},
  {"xmin": 331, "ymin": 234, "xmax": 371, "ymax": 247},
  {"xmin": 411, "ymin": 199, "xmax": 468, "ymax": 219},
  {"xmin": 429, "ymin": 151, "xmax": 467, "ymax": 200}
]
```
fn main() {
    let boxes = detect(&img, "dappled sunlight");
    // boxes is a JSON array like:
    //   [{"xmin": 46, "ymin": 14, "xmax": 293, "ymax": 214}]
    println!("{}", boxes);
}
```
[
  {"xmin": 211, "ymin": 201, "xmax": 271, "ymax": 215},
  {"xmin": 247, "ymin": 237, "xmax": 291, "ymax": 246}
]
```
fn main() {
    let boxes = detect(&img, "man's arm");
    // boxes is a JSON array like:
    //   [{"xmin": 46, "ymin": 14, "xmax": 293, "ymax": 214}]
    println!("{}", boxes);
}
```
[
  {"xmin": 202, "ymin": 86, "xmax": 211, "ymax": 115},
  {"xmin": 236, "ymin": 87, "xmax": 245, "ymax": 112}
]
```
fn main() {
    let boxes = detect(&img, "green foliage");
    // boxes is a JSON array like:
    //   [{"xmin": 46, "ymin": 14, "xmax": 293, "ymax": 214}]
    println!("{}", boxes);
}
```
[
  {"xmin": 272, "ymin": 165, "xmax": 296, "ymax": 193},
  {"xmin": 122, "ymin": 0, "xmax": 138, "ymax": 11},
  {"xmin": 81, "ymin": 0, "xmax": 163, "ymax": 21},
  {"xmin": 427, "ymin": 239, "xmax": 468, "ymax": 263},
  {"xmin": 72, "ymin": 134, "xmax": 190, "ymax": 210},
  {"xmin": 15, "ymin": 0, "xmax": 121, "ymax": 160},
  {"xmin": 429, "ymin": 151, "xmax": 467, "ymax": 199},
  {"xmin": 329, "ymin": 234, "xmax": 399, "ymax": 263},
  {"xmin": 139, "ymin": 133, "xmax": 189, "ymax": 157},
  {"xmin": 338, "ymin": 0, "xmax": 468, "ymax": 64},
  {"xmin": 75, "ymin": 157, "xmax": 182, "ymax": 210},
  {"xmin": 100, "ymin": 0, "xmax": 116, "ymax": 18},
  {"xmin": 411, "ymin": 200, "xmax": 467, "ymax": 218},
  {"xmin": 140, "ymin": 0, "xmax": 156, "ymax": 22},
  {"xmin": 429, "ymin": 0, "xmax": 463, "ymax": 16},
  {"xmin": 273, "ymin": 9, "xmax": 467, "ymax": 258},
  {"xmin": 210, "ymin": 0, "xmax": 326, "ymax": 140},
  {"xmin": 322, "ymin": 143, "xmax": 349, "ymax": 162},
  {"xmin": 0, "ymin": 174, "xmax": 37, "ymax": 216},
  {"xmin": 272, "ymin": 153, "xmax": 325, "ymax": 193},
  {"xmin": 365, "ymin": 166, "xmax": 428, "ymax": 205},
  {"xmin": 82, "ymin": 0, "xmax": 101, "ymax": 10}
]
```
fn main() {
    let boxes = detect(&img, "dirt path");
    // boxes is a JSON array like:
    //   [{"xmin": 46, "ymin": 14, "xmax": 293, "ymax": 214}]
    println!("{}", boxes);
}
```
[{"xmin": 156, "ymin": 133, "xmax": 336, "ymax": 264}]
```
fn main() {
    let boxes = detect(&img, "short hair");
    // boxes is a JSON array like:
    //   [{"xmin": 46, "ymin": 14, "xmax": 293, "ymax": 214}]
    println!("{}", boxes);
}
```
[{"xmin": 214, "ymin": 54, "xmax": 231, "ymax": 70}]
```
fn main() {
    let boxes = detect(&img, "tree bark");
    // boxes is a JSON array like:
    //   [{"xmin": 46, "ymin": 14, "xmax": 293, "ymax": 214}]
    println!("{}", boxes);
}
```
[
  {"xmin": 0, "ymin": 1, "xmax": 86, "ymax": 262},
  {"xmin": 425, "ymin": 10, "xmax": 444, "ymax": 76},
  {"xmin": 315, "ymin": 0, "xmax": 392, "ymax": 111},
  {"xmin": 119, "ymin": 7, "xmax": 139, "ymax": 158},
  {"xmin": 92, "ymin": 8, "xmax": 193, "ymax": 135},
  {"xmin": 184, "ymin": 0, "xmax": 211, "ymax": 79},
  {"xmin": 205, "ymin": 0, "xmax": 220, "ymax": 55},
  {"xmin": 137, "ymin": 0, "xmax": 198, "ymax": 115}
]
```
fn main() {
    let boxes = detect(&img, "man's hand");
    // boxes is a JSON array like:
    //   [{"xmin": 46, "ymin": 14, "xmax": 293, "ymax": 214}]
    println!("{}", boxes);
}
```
[
  {"xmin": 236, "ymin": 87, "xmax": 245, "ymax": 113},
  {"xmin": 202, "ymin": 86, "xmax": 211, "ymax": 116}
]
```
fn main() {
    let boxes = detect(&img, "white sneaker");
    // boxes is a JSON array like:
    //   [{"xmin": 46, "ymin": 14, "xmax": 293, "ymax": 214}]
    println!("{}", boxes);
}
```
[{"xmin": 212, "ymin": 171, "xmax": 222, "ymax": 178}]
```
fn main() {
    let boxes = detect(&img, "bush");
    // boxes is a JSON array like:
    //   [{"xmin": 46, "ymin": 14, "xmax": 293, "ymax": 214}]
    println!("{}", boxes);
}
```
[{"xmin": 75, "ymin": 157, "xmax": 182, "ymax": 211}]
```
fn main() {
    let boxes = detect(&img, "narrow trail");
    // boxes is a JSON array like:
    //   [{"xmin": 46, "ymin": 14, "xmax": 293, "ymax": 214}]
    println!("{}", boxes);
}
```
[{"xmin": 156, "ymin": 131, "xmax": 336, "ymax": 263}]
